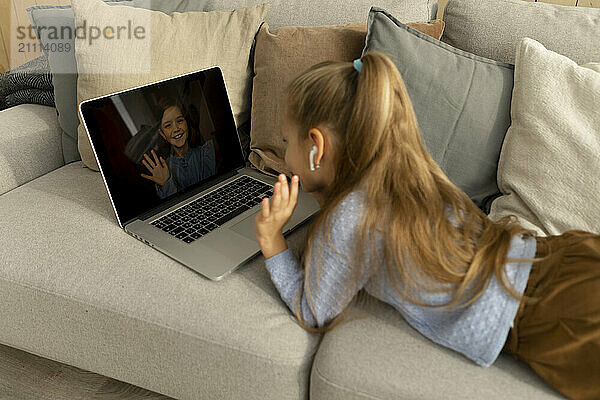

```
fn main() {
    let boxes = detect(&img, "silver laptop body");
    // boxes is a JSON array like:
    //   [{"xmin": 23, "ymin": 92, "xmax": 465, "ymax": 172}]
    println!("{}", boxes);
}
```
[{"xmin": 79, "ymin": 66, "xmax": 319, "ymax": 280}]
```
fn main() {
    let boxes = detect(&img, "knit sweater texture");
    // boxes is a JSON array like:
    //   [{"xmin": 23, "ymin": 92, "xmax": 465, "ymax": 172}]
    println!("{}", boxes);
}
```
[{"xmin": 264, "ymin": 190, "xmax": 537, "ymax": 367}]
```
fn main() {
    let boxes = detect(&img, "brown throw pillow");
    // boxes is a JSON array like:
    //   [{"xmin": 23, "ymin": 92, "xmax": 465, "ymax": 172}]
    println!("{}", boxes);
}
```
[{"xmin": 249, "ymin": 19, "xmax": 445, "ymax": 175}]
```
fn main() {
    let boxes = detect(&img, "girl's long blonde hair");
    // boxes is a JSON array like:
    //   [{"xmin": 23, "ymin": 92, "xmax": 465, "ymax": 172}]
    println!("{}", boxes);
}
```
[{"xmin": 284, "ymin": 51, "xmax": 551, "ymax": 333}]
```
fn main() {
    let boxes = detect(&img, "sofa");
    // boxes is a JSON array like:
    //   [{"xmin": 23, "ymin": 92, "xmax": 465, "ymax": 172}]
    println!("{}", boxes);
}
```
[{"xmin": 2, "ymin": 0, "xmax": 599, "ymax": 398}]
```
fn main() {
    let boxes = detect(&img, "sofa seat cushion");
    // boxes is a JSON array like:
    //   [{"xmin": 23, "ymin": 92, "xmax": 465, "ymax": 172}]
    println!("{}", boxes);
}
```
[
  {"xmin": 0, "ymin": 161, "xmax": 320, "ymax": 400},
  {"xmin": 310, "ymin": 300, "xmax": 565, "ymax": 399}
]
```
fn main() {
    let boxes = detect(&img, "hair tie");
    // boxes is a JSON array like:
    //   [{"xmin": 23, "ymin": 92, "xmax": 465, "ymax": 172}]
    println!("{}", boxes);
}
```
[{"xmin": 353, "ymin": 58, "xmax": 363, "ymax": 73}]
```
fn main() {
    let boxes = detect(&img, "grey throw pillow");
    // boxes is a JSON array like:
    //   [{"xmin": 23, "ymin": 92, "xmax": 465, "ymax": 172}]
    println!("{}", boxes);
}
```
[
  {"xmin": 362, "ymin": 7, "xmax": 515, "ymax": 213},
  {"xmin": 27, "ymin": 1, "xmax": 208, "ymax": 164},
  {"xmin": 441, "ymin": 0, "xmax": 600, "ymax": 65}
]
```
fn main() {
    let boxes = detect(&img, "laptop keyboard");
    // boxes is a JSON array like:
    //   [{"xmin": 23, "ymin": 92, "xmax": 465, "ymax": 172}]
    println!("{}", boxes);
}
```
[{"xmin": 150, "ymin": 175, "xmax": 274, "ymax": 244}]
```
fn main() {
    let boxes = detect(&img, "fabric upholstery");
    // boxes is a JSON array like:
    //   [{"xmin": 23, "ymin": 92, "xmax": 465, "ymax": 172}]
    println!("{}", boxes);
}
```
[
  {"xmin": 72, "ymin": 0, "xmax": 268, "ymax": 171},
  {"xmin": 26, "ymin": 1, "xmax": 208, "ymax": 165},
  {"xmin": 309, "ymin": 299, "xmax": 565, "ymax": 399},
  {"xmin": 362, "ymin": 7, "xmax": 514, "ymax": 213},
  {"xmin": 441, "ymin": 0, "xmax": 600, "ymax": 65},
  {"xmin": 0, "ymin": 104, "xmax": 64, "ymax": 196},
  {"xmin": 203, "ymin": 0, "xmax": 437, "ymax": 28},
  {"xmin": 250, "ymin": 19, "xmax": 445, "ymax": 176},
  {"xmin": 488, "ymin": 38, "xmax": 600, "ymax": 236},
  {"xmin": 0, "ymin": 161, "xmax": 320, "ymax": 400}
]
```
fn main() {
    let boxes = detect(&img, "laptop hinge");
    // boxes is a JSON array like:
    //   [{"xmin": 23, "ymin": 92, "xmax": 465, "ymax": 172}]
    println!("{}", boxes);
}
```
[{"xmin": 123, "ymin": 168, "xmax": 240, "ymax": 226}]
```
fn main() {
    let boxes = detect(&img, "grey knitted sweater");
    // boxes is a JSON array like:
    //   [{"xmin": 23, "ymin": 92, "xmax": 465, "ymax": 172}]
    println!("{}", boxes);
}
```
[{"xmin": 264, "ymin": 190, "xmax": 537, "ymax": 367}]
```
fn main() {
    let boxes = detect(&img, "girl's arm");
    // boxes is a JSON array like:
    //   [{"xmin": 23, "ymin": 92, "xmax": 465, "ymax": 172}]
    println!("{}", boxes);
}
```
[
  {"xmin": 263, "ymin": 189, "xmax": 375, "ymax": 329},
  {"xmin": 265, "ymin": 214, "xmax": 371, "ymax": 328},
  {"xmin": 254, "ymin": 174, "xmax": 297, "ymax": 258}
]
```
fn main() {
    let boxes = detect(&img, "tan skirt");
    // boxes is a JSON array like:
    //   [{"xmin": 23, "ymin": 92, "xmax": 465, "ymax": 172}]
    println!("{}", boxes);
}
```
[{"xmin": 503, "ymin": 230, "xmax": 600, "ymax": 400}]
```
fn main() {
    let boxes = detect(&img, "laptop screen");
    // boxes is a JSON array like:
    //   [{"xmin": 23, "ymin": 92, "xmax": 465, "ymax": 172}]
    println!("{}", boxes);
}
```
[{"xmin": 80, "ymin": 67, "xmax": 245, "ymax": 226}]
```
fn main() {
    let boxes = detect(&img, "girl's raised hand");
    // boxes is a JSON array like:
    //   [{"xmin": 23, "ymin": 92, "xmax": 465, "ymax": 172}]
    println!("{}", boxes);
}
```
[
  {"xmin": 140, "ymin": 149, "xmax": 170, "ymax": 186},
  {"xmin": 254, "ymin": 174, "xmax": 299, "ymax": 258}
]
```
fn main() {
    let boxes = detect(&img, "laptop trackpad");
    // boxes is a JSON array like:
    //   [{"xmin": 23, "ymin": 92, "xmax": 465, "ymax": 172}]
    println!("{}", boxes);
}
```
[{"xmin": 229, "ymin": 213, "xmax": 258, "ymax": 242}]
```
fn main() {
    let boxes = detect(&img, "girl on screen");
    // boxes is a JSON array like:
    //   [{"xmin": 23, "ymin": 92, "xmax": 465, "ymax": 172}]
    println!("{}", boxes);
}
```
[{"xmin": 140, "ymin": 96, "xmax": 217, "ymax": 199}]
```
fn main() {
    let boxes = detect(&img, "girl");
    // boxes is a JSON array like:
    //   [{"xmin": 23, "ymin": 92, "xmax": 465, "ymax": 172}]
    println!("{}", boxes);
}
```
[
  {"xmin": 140, "ymin": 96, "xmax": 217, "ymax": 199},
  {"xmin": 254, "ymin": 51, "xmax": 600, "ymax": 400}
]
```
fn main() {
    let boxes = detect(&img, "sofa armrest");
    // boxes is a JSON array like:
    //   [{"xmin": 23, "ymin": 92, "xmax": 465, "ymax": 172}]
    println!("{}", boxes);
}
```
[{"xmin": 0, "ymin": 104, "xmax": 64, "ymax": 196}]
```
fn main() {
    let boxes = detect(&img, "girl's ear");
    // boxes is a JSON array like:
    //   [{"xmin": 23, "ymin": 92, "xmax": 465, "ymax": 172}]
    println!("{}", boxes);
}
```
[
  {"xmin": 308, "ymin": 127, "xmax": 326, "ymax": 165},
  {"xmin": 158, "ymin": 128, "xmax": 167, "ymax": 141}
]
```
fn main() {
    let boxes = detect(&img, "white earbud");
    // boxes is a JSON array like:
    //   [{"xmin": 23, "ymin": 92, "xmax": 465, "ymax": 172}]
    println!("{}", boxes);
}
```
[{"xmin": 309, "ymin": 145, "xmax": 319, "ymax": 171}]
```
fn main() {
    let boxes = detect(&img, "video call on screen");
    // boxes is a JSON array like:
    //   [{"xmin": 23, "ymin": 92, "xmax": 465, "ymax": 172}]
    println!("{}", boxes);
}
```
[{"xmin": 83, "ymin": 68, "xmax": 243, "ymax": 223}]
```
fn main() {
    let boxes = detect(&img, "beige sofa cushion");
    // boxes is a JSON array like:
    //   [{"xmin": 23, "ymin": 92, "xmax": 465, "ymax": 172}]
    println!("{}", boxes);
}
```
[
  {"xmin": 310, "ymin": 299, "xmax": 564, "ymax": 399},
  {"xmin": 249, "ymin": 20, "xmax": 445, "ymax": 175},
  {"xmin": 488, "ymin": 38, "xmax": 600, "ymax": 236},
  {"xmin": 72, "ymin": 0, "xmax": 269, "ymax": 171},
  {"xmin": 0, "ymin": 161, "xmax": 320, "ymax": 399}
]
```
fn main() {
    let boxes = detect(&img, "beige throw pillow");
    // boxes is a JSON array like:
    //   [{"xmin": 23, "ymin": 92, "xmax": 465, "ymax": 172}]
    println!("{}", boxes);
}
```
[
  {"xmin": 72, "ymin": 0, "xmax": 269, "ymax": 171},
  {"xmin": 488, "ymin": 38, "xmax": 600, "ymax": 236},
  {"xmin": 249, "ymin": 20, "xmax": 445, "ymax": 176}
]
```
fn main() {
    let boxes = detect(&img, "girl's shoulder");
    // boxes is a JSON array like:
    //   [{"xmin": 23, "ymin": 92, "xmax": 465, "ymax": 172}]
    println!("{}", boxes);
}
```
[
  {"xmin": 331, "ymin": 189, "xmax": 366, "ymax": 219},
  {"xmin": 188, "ymin": 140, "xmax": 214, "ymax": 156},
  {"xmin": 444, "ymin": 203, "xmax": 463, "ymax": 228},
  {"xmin": 321, "ymin": 189, "xmax": 368, "ymax": 240}
]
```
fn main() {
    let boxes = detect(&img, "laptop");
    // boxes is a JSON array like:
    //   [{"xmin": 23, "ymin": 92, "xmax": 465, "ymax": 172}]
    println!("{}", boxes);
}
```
[{"xmin": 79, "ymin": 66, "xmax": 320, "ymax": 280}]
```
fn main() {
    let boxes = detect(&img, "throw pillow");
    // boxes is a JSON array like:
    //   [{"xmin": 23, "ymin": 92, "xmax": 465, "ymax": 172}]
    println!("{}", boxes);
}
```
[
  {"xmin": 442, "ymin": 0, "xmax": 600, "ymax": 65},
  {"xmin": 27, "ymin": 1, "xmax": 208, "ymax": 164},
  {"xmin": 362, "ymin": 7, "xmax": 514, "ymax": 213},
  {"xmin": 249, "ymin": 19, "xmax": 445, "ymax": 176},
  {"xmin": 488, "ymin": 38, "xmax": 600, "ymax": 236},
  {"xmin": 71, "ymin": 0, "xmax": 269, "ymax": 171},
  {"xmin": 203, "ymin": 0, "xmax": 436, "ymax": 28}
]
